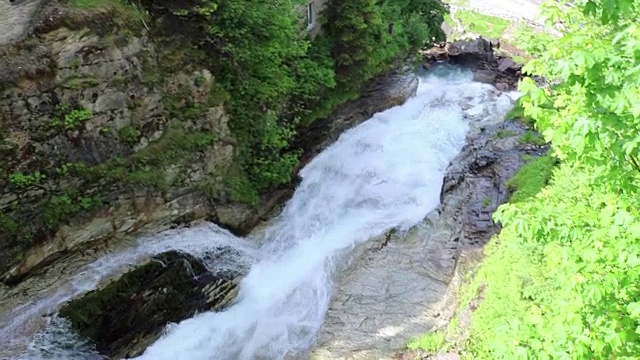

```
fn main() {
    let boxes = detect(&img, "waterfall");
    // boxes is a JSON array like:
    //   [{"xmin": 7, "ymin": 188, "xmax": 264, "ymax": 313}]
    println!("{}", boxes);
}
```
[{"xmin": 0, "ymin": 66, "xmax": 518, "ymax": 360}]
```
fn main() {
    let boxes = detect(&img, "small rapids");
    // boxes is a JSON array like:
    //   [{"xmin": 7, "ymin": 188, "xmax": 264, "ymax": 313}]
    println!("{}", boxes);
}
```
[{"xmin": 0, "ymin": 66, "xmax": 518, "ymax": 360}]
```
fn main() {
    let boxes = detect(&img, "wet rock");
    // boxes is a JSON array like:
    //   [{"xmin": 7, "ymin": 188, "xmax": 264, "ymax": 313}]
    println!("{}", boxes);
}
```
[
  {"xmin": 312, "ymin": 105, "xmax": 548, "ymax": 359},
  {"xmin": 58, "ymin": 250, "xmax": 244, "ymax": 359},
  {"xmin": 473, "ymin": 69, "xmax": 497, "ymax": 84},
  {"xmin": 495, "ymin": 82, "xmax": 509, "ymax": 92}
]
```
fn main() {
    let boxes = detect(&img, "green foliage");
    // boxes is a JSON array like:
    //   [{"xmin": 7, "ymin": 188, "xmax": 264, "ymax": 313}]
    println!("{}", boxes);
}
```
[
  {"xmin": 51, "ymin": 104, "xmax": 93, "ymax": 130},
  {"xmin": 506, "ymin": 154, "xmax": 558, "ymax": 203},
  {"xmin": 65, "ymin": 0, "xmax": 149, "ymax": 24},
  {"xmin": 42, "ymin": 193, "xmax": 103, "ymax": 230},
  {"xmin": 168, "ymin": 0, "xmax": 334, "ymax": 190},
  {"xmin": 441, "ymin": 1, "xmax": 640, "ymax": 358},
  {"xmin": 0, "ymin": 214, "xmax": 19, "ymax": 235},
  {"xmin": 145, "ymin": 0, "xmax": 446, "ymax": 194},
  {"xmin": 517, "ymin": 0, "xmax": 640, "ymax": 184},
  {"xmin": 455, "ymin": 10, "xmax": 510, "ymax": 38},
  {"xmin": 8, "ymin": 171, "xmax": 46, "ymax": 188},
  {"xmin": 324, "ymin": 0, "xmax": 447, "ymax": 88},
  {"xmin": 504, "ymin": 98, "xmax": 531, "ymax": 124},
  {"xmin": 407, "ymin": 331, "xmax": 445, "ymax": 352},
  {"xmin": 224, "ymin": 167, "xmax": 260, "ymax": 207}
]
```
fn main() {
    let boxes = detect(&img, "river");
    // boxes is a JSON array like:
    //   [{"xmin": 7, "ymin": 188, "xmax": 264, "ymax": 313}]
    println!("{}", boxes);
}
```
[{"xmin": 0, "ymin": 65, "xmax": 517, "ymax": 359}]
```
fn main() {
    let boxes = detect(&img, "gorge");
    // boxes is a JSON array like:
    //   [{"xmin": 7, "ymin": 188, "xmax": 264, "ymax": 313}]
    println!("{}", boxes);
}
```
[
  {"xmin": 0, "ymin": 63, "xmax": 527, "ymax": 359},
  {"xmin": 0, "ymin": 0, "xmax": 549, "ymax": 359}
]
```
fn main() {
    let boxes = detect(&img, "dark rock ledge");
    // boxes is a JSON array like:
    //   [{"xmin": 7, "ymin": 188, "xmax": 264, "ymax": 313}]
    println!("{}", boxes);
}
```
[{"xmin": 58, "ymin": 249, "xmax": 245, "ymax": 359}]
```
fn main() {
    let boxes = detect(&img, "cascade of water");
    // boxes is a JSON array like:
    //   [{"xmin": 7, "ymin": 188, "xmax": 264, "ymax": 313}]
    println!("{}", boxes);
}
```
[{"xmin": 0, "ymin": 66, "xmax": 518, "ymax": 360}]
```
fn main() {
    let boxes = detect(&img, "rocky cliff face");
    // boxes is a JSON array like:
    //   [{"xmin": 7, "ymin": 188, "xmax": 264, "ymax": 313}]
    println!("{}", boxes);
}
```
[
  {"xmin": 0, "ymin": 2, "xmax": 419, "ymax": 288},
  {"xmin": 0, "ymin": 4, "xmax": 251, "ymax": 285}
]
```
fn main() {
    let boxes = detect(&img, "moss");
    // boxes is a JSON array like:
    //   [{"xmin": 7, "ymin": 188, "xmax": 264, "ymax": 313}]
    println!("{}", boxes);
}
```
[
  {"xmin": 224, "ymin": 165, "xmax": 260, "ymax": 207},
  {"xmin": 507, "ymin": 154, "xmax": 559, "ymax": 203},
  {"xmin": 119, "ymin": 125, "xmax": 141, "ymax": 144},
  {"xmin": 8, "ymin": 171, "xmax": 46, "ymax": 188},
  {"xmin": 58, "ymin": 251, "xmax": 233, "ymax": 357},
  {"xmin": 0, "ymin": 213, "xmax": 19, "ymax": 236},
  {"xmin": 50, "ymin": 104, "xmax": 93, "ymax": 130},
  {"xmin": 519, "ymin": 130, "xmax": 546, "ymax": 146},
  {"xmin": 300, "ymin": 88, "xmax": 359, "ymax": 126},
  {"xmin": 505, "ymin": 98, "xmax": 535, "ymax": 127},
  {"xmin": 64, "ymin": 77, "xmax": 101, "ymax": 89},
  {"xmin": 494, "ymin": 129, "xmax": 517, "ymax": 139},
  {"xmin": 78, "ymin": 125, "xmax": 217, "ymax": 189},
  {"xmin": 64, "ymin": 0, "xmax": 149, "ymax": 25}
]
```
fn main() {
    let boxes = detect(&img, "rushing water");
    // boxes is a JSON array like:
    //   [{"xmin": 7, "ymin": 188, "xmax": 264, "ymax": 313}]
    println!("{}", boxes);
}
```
[{"xmin": 0, "ymin": 66, "xmax": 518, "ymax": 360}]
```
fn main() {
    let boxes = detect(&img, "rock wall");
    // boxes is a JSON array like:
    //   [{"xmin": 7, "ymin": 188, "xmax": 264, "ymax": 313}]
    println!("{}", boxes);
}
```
[
  {"xmin": 0, "ymin": 0, "xmax": 45, "ymax": 46},
  {"xmin": 0, "ymin": 5, "xmax": 254, "ymax": 284},
  {"xmin": 0, "ymin": 2, "xmax": 419, "ymax": 287}
]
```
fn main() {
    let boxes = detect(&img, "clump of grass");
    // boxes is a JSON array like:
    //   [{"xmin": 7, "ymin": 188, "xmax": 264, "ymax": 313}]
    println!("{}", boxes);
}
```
[
  {"xmin": 505, "ymin": 98, "xmax": 535, "ymax": 127},
  {"xmin": 520, "ymin": 130, "xmax": 546, "ymax": 146},
  {"xmin": 495, "ymin": 129, "xmax": 517, "ymax": 139},
  {"xmin": 407, "ymin": 331, "xmax": 446, "ymax": 353},
  {"xmin": 506, "ymin": 154, "xmax": 558, "ymax": 203}
]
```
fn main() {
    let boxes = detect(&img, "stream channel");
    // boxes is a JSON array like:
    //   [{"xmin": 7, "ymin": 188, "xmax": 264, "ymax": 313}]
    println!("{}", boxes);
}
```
[{"xmin": 0, "ymin": 65, "xmax": 517, "ymax": 360}]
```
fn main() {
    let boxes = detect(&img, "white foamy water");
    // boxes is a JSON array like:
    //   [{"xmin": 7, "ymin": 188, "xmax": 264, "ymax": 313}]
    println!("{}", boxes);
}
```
[{"xmin": 0, "ymin": 66, "xmax": 518, "ymax": 360}]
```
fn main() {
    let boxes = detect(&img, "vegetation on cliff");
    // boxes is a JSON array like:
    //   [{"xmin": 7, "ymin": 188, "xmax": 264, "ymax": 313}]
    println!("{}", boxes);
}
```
[
  {"xmin": 0, "ymin": 0, "xmax": 447, "ymax": 281},
  {"xmin": 68, "ymin": 0, "xmax": 448, "ymax": 194},
  {"xmin": 410, "ymin": 0, "xmax": 640, "ymax": 358}
]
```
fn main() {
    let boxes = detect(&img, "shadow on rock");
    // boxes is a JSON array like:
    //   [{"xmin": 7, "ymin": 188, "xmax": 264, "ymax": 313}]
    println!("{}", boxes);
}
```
[{"xmin": 58, "ymin": 249, "xmax": 245, "ymax": 359}]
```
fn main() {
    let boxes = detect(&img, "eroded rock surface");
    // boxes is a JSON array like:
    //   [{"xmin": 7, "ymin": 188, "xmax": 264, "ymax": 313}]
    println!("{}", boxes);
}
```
[
  {"xmin": 311, "ymin": 105, "xmax": 546, "ymax": 360},
  {"xmin": 58, "ymin": 249, "xmax": 244, "ymax": 359}
]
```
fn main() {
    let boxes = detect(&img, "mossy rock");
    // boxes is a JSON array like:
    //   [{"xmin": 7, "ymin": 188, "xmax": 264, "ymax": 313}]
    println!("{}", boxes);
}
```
[{"xmin": 58, "ymin": 250, "xmax": 243, "ymax": 358}]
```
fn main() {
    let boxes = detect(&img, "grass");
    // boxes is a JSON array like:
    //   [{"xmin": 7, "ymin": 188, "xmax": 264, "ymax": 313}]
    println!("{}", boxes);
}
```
[
  {"xmin": 505, "ymin": 98, "xmax": 535, "ymax": 127},
  {"xmin": 506, "ymin": 154, "xmax": 558, "ymax": 203},
  {"xmin": 519, "ymin": 130, "xmax": 546, "ymax": 146},
  {"xmin": 455, "ymin": 10, "xmax": 511, "ymax": 39},
  {"xmin": 64, "ymin": 0, "xmax": 149, "ymax": 27},
  {"xmin": 407, "ymin": 331, "xmax": 446, "ymax": 353},
  {"xmin": 494, "ymin": 129, "xmax": 517, "ymax": 139}
]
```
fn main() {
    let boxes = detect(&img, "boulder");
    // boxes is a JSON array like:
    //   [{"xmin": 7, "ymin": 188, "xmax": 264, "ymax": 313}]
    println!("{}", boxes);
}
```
[
  {"xmin": 446, "ymin": 38, "xmax": 493, "ymax": 63},
  {"xmin": 497, "ymin": 57, "xmax": 518, "ymax": 72},
  {"xmin": 58, "ymin": 250, "xmax": 244, "ymax": 359},
  {"xmin": 495, "ymin": 82, "xmax": 509, "ymax": 92},
  {"xmin": 473, "ymin": 69, "xmax": 498, "ymax": 84}
]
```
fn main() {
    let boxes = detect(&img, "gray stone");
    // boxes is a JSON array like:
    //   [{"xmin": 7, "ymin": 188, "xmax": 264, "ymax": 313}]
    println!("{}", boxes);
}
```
[
  {"xmin": 0, "ymin": 0, "xmax": 44, "ymax": 46},
  {"xmin": 473, "ymin": 69, "xmax": 497, "ymax": 84}
]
